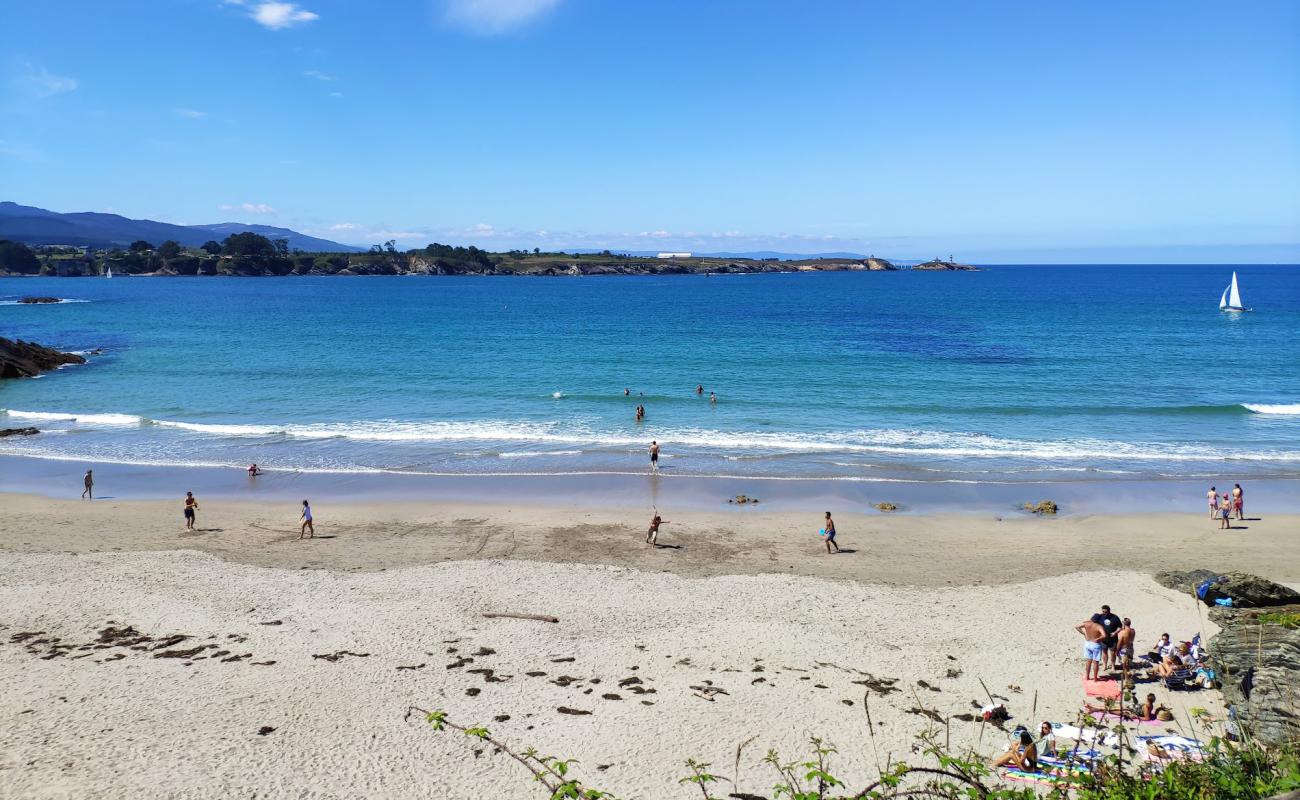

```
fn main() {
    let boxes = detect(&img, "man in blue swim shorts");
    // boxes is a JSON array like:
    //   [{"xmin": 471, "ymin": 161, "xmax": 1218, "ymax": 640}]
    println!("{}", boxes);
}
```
[{"xmin": 1075, "ymin": 618, "xmax": 1106, "ymax": 681}]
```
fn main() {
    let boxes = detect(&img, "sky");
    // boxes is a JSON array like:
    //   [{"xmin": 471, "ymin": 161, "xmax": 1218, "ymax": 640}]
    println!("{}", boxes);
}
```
[{"xmin": 1, "ymin": 0, "xmax": 1298, "ymax": 261}]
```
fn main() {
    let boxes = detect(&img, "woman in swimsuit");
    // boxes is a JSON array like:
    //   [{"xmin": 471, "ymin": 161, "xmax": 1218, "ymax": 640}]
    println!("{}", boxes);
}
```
[
  {"xmin": 1207, "ymin": 486, "xmax": 1218, "ymax": 519},
  {"xmin": 1233, "ymin": 484, "xmax": 1244, "ymax": 520},
  {"xmin": 183, "ymin": 491, "xmax": 199, "ymax": 531},
  {"xmin": 993, "ymin": 731, "xmax": 1038, "ymax": 771}
]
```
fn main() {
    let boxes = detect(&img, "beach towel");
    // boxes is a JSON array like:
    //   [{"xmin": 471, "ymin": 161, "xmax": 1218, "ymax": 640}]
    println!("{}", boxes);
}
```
[
  {"xmin": 1137, "ymin": 735, "xmax": 1206, "ymax": 763},
  {"xmin": 1082, "ymin": 677, "xmax": 1121, "ymax": 699},
  {"xmin": 1086, "ymin": 710, "xmax": 1167, "ymax": 725},
  {"xmin": 1051, "ymin": 723, "xmax": 1108, "ymax": 745},
  {"xmin": 1038, "ymin": 754, "xmax": 1093, "ymax": 773},
  {"xmin": 1000, "ymin": 767, "xmax": 1084, "ymax": 787}
]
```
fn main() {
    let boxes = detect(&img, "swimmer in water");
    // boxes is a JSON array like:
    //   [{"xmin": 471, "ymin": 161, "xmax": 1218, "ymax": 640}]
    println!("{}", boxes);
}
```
[
  {"xmin": 709, "ymin": 391, "xmax": 716, "ymax": 404},
  {"xmin": 696, "ymin": 384, "xmax": 704, "ymax": 396}
]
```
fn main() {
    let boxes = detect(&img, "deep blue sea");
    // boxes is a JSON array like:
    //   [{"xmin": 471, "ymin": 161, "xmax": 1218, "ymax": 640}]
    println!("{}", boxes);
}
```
[{"xmin": 3, "ymin": 265, "xmax": 1298, "ymax": 483}]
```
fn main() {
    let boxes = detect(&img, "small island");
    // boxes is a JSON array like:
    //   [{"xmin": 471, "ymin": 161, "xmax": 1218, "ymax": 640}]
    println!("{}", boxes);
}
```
[{"xmin": 0, "ymin": 235, "xmax": 980, "ymax": 278}]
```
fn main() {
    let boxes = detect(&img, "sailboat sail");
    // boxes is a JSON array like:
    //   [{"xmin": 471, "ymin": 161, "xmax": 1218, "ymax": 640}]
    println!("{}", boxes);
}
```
[
  {"xmin": 1219, "ymin": 287, "xmax": 1229, "ymax": 310},
  {"xmin": 1228, "ymin": 272, "xmax": 1242, "ymax": 309}
]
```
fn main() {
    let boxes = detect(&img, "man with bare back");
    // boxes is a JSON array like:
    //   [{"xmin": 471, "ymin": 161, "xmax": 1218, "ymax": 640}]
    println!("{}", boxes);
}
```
[
  {"xmin": 1116, "ymin": 618, "xmax": 1136, "ymax": 671},
  {"xmin": 1075, "ymin": 618, "xmax": 1106, "ymax": 681}
]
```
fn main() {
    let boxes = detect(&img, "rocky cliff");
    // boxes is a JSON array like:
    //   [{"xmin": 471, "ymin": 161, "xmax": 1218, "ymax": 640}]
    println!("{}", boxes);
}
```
[
  {"xmin": 1155, "ymin": 569, "xmax": 1300, "ymax": 747},
  {"xmin": 912, "ymin": 259, "xmax": 979, "ymax": 271}
]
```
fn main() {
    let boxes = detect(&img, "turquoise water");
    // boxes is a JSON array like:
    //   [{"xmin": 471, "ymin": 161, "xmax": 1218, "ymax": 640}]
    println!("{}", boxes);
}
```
[{"xmin": 2, "ymin": 266, "xmax": 1298, "ymax": 482}]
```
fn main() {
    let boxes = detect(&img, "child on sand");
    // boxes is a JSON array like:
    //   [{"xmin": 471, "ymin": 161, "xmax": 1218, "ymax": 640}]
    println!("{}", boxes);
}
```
[
  {"xmin": 646, "ymin": 511, "xmax": 668, "ymax": 545},
  {"xmin": 183, "ymin": 492, "xmax": 199, "ymax": 530},
  {"xmin": 300, "ymin": 500, "xmax": 314, "ymax": 539}
]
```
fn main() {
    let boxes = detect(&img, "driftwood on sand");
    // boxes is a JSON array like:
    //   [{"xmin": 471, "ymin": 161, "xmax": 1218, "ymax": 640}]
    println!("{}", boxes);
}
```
[{"xmin": 483, "ymin": 612, "xmax": 559, "ymax": 623}]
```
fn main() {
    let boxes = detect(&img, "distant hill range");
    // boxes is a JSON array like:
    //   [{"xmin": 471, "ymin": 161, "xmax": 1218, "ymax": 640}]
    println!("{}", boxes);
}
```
[{"xmin": 0, "ymin": 202, "xmax": 362, "ymax": 252}]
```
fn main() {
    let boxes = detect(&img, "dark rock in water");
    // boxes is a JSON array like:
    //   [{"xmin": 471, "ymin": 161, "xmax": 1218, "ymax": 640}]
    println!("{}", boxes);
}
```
[
  {"xmin": 0, "ymin": 337, "xmax": 86, "ymax": 378},
  {"xmin": 18, "ymin": 296, "xmax": 62, "ymax": 304},
  {"xmin": 1022, "ymin": 500, "xmax": 1058, "ymax": 515},
  {"xmin": 0, "ymin": 427, "xmax": 40, "ymax": 437},
  {"xmin": 912, "ymin": 259, "xmax": 979, "ymax": 271},
  {"xmin": 1209, "ymin": 602, "xmax": 1300, "ymax": 748}
]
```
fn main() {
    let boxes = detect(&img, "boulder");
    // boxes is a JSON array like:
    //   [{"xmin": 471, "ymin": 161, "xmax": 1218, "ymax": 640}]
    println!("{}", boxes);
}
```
[
  {"xmin": 1022, "ymin": 500, "xmax": 1058, "ymax": 515},
  {"xmin": 873, "ymin": 502, "xmax": 899, "ymax": 512},
  {"xmin": 727, "ymin": 495, "xmax": 760, "ymax": 505},
  {"xmin": 0, "ymin": 427, "xmax": 40, "ymax": 437},
  {"xmin": 17, "ymin": 296, "xmax": 62, "ymax": 304},
  {"xmin": 864, "ymin": 258, "xmax": 898, "ymax": 271},
  {"xmin": 1157, "ymin": 570, "xmax": 1300, "ymax": 608},
  {"xmin": 0, "ymin": 337, "xmax": 86, "ymax": 379}
]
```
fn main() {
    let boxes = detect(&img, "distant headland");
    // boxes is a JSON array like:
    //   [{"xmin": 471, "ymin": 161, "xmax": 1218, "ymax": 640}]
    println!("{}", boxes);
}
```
[
  {"xmin": 0, "ymin": 236, "xmax": 978, "ymax": 278},
  {"xmin": 0, "ymin": 201, "xmax": 979, "ymax": 277}
]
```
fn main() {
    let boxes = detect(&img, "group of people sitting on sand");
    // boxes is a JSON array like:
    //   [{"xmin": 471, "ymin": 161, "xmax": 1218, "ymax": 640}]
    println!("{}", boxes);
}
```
[{"xmin": 1207, "ymin": 483, "xmax": 1245, "ymax": 529}]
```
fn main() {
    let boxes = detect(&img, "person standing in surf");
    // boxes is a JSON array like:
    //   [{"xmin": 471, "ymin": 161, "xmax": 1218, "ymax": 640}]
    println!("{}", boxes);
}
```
[
  {"xmin": 82, "ymin": 470, "xmax": 94, "ymax": 500},
  {"xmin": 183, "ymin": 492, "xmax": 199, "ymax": 531},
  {"xmin": 1233, "ymin": 484, "xmax": 1244, "ymax": 520},
  {"xmin": 649, "ymin": 440, "xmax": 660, "ymax": 471}
]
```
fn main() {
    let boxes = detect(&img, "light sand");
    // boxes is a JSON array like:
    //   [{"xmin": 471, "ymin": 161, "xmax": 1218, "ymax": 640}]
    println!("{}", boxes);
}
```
[{"xmin": 1, "ymin": 494, "xmax": 1294, "ymax": 798}]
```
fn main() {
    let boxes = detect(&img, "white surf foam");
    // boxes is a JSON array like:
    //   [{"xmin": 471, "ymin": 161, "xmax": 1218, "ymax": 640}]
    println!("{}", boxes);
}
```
[
  {"xmin": 4, "ymin": 410, "xmax": 141, "ymax": 425},
  {"xmin": 1242, "ymin": 403, "xmax": 1300, "ymax": 415}
]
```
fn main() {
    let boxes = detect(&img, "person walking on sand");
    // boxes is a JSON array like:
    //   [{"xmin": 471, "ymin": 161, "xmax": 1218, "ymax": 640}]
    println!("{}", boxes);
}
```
[
  {"xmin": 1075, "ymin": 618, "xmax": 1106, "ymax": 681},
  {"xmin": 81, "ymin": 470, "xmax": 93, "ymax": 500},
  {"xmin": 821, "ymin": 511, "xmax": 841, "ymax": 554},
  {"xmin": 300, "ymin": 500, "xmax": 314, "ymax": 538},
  {"xmin": 649, "ymin": 440, "xmax": 660, "ymax": 471},
  {"xmin": 1233, "ymin": 483, "xmax": 1244, "ymax": 520},
  {"xmin": 183, "ymin": 491, "xmax": 199, "ymax": 531},
  {"xmin": 1207, "ymin": 486, "xmax": 1218, "ymax": 519},
  {"xmin": 646, "ymin": 510, "xmax": 668, "ymax": 545}
]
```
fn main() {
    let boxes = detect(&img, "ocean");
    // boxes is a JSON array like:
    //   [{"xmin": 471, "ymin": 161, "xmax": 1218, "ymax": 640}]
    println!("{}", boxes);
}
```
[{"xmin": 3, "ymin": 265, "xmax": 1298, "ymax": 485}]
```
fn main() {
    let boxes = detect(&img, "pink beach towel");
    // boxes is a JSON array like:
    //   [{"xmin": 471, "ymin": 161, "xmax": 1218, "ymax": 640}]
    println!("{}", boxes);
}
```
[{"xmin": 1082, "ymin": 678, "xmax": 1121, "ymax": 699}]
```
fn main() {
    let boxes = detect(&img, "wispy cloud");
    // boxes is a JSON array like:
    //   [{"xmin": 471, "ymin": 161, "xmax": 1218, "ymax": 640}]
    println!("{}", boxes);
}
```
[
  {"xmin": 328, "ymin": 91, "xmax": 344, "ymax": 98},
  {"xmin": 218, "ymin": 202, "xmax": 278, "ymax": 215},
  {"xmin": 248, "ymin": 2, "xmax": 319, "ymax": 29},
  {"xmin": 14, "ymin": 63, "xmax": 77, "ymax": 97},
  {"xmin": 303, "ymin": 69, "xmax": 333, "ymax": 81},
  {"xmin": 443, "ymin": 0, "xmax": 561, "ymax": 34},
  {"xmin": 329, "ymin": 222, "xmax": 359, "ymax": 231},
  {"xmin": 174, "ymin": 108, "xmax": 208, "ymax": 119}
]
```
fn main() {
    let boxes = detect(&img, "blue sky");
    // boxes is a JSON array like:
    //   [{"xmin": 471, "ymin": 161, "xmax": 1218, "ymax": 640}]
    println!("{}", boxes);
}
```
[{"xmin": 2, "ymin": 0, "xmax": 1297, "ymax": 261}]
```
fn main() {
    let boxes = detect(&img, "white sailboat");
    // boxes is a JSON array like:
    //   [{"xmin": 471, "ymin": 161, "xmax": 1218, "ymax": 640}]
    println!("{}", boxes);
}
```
[
  {"xmin": 1219, "ymin": 271, "xmax": 1248, "ymax": 312},
  {"xmin": 105, "ymin": 265, "xmax": 113, "ymax": 279}
]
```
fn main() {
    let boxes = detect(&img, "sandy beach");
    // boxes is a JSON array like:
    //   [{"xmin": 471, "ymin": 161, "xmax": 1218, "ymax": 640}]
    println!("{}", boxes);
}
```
[{"xmin": 2, "ymin": 493, "xmax": 1296, "ymax": 798}]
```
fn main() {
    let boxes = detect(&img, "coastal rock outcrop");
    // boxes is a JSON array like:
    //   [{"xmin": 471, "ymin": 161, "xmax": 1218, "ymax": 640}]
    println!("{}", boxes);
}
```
[
  {"xmin": 913, "ymin": 260, "xmax": 978, "ymax": 271},
  {"xmin": 0, "ymin": 337, "xmax": 86, "ymax": 378},
  {"xmin": 864, "ymin": 258, "xmax": 898, "ymax": 271},
  {"xmin": 0, "ymin": 427, "xmax": 40, "ymax": 437},
  {"xmin": 1022, "ymin": 500, "xmax": 1058, "ymax": 515},
  {"xmin": 17, "ymin": 296, "xmax": 62, "ymax": 304},
  {"xmin": 1156, "ymin": 569, "xmax": 1300, "ymax": 747}
]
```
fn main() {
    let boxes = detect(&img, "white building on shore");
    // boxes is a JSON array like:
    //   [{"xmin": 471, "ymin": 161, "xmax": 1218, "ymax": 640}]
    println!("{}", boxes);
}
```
[{"xmin": 656, "ymin": 252, "xmax": 692, "ymax": 259}]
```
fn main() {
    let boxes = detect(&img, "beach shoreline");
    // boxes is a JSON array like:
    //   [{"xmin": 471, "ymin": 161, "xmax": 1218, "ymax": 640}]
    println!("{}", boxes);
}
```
[{"xmin": 5, "ymin": 453, "xmax": 1300, "ymax": 516}]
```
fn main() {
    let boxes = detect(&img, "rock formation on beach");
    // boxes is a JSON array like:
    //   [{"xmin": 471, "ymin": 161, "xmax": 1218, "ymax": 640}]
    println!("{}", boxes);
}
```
[
  {"xmin": 1154, "ymin": 569, "xmax": 1300, "ymax": 748},
  {"xmin": 913, "ymin": 259, "xmax": 979, "ymax": 271},
  {"xmin": 17, "ymin": 296, "xmax": 62, "ymax": 304},
  {"xmin": 0, "ymin": 427, "xmax": 40, "ymax": 437},
  {"xmin": 0, "ymin": 337, "xmax": 86, "ymax": 378}
]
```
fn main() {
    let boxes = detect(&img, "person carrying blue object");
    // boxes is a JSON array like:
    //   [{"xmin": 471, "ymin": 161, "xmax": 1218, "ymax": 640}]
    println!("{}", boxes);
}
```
[{"xmin": 821, "ymin": 511, "xmax": 841, "ymax": 554}]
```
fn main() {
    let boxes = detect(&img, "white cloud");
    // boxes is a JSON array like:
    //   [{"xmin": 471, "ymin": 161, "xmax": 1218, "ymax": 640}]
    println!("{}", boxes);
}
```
[
  {"xmin": 444, "ymin": 0, "xmax": 560, "ymax": 34},
  {"xmin": 637, "ymin": 230, "xmax": 672, "ymax": 239},
  {"xmin": 329, "ymin": 222, "xmax": 359, "ymax": 230},
  {"xmin": 218, "ymin": 202, "xmax": 278, "ymax": 215},
  {"xmin": 304, "ymin": 69, "xmax": 333, "ymax": 81},
  {"xmin": 15, "ymin": 63, "xmax": 77, "ymax": 97},
  {"xmin": 175, "ymin": 108, "xmax": 207, "ymax": 119},
  {"xmin": 328, "ymin": 91, "xmax": 344, "ymax": 98},
  {"xmin": 250, "ymin": 2, "xmax": 319, "ymax": 29}
]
